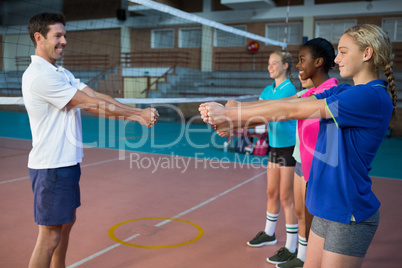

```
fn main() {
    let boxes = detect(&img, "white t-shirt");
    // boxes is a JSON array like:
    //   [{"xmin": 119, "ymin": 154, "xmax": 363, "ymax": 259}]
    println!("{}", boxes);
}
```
[{"xmin": 22, "ymin": 55, "xmax": 87, "ymax": 169}]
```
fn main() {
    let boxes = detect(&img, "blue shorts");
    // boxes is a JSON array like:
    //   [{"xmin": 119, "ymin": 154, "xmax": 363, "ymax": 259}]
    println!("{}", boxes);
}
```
[
  {"xmin": 294, "ymin": 161, "xmax": 303, "ymax": 177},
  {"xmin": 29, "ymin": 164, "xmax": 81, "ymax": 226}
]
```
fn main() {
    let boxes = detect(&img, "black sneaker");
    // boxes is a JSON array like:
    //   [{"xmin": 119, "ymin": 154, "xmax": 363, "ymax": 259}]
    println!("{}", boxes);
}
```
[
  {"xmin": 276, "ymin": 255, "xmax": 304, "ymax": 267},
  {"xmin": 246, "ymin": 231, "xmax": 277, "ymax": 247},
  {"xmin": 267, "ymin": 247, "xmax": 297, "ymax": 265}
]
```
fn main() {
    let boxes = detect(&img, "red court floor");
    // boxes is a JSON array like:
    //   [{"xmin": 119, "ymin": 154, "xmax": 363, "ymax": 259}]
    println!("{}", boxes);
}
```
[{"xmin": 1, "ymin": 137, "xmax": 401, "ymax": 268}]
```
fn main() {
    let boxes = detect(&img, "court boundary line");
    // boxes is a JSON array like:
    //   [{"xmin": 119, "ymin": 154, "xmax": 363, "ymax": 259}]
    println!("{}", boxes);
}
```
[
  {"xmin": 3, "ymin": 165, "xmax": 400, "ymax": 185},
  {"xmin": 0, "ymin": 156, "xmax": 130, "ymax": 185},
  {"xmin": 67, "ymin": 170, "xmax": 267, "ymax": 268},
  {"xmin": 0, "ymin": 145, "xmax": 270, "ymax": 185}
]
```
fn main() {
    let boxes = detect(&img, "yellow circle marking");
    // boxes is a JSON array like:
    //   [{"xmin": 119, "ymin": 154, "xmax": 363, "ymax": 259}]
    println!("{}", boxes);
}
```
[{"xmin": 108, "ymin": 217, "xmax": 204, "ymax": 249}]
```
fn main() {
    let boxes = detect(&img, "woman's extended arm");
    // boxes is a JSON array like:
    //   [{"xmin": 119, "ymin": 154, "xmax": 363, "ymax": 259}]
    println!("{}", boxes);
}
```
[
  {"xmin": 201, "ymin": 96, "xmax": 331, "ymax": 132},
  {"xmin": 226, "ymin": 93, "xmax": 299, "ymax": 108}
]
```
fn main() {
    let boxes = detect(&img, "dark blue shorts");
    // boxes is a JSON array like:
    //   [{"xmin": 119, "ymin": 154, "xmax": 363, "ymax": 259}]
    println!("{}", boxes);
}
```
[
  {"xmin": 29, "ymin": 164, "xmax": 81, "ymax": 226},
  {"xmin": 294, "ymin": 161, "xmax": 303, "ymax": 177}
]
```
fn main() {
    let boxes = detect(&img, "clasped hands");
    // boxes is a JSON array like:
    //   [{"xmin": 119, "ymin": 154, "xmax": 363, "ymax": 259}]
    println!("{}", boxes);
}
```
[
  {"xmin": 199, "ymin": 100, "xmax": 240, "ymax": 136},
  {"xmin": 140, "ymin": 107, "xmax": 159, "ymax": 128}
]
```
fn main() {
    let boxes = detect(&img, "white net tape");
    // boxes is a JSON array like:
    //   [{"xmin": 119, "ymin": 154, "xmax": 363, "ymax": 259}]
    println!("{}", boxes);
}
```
[{"xmin": 0, "ymin": 95, "xmax": 259, "ymax": 106}]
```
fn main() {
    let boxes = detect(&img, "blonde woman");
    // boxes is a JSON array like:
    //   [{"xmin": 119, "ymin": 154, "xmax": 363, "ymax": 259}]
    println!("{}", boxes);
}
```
[{"xmin": 233, "ymin": 51, "xmax": 299, "ymax": 265}]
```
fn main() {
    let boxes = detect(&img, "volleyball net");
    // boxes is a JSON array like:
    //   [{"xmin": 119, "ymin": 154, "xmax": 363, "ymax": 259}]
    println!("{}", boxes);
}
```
[{"xmin": 0, "ymin": 0, "xmax": 291, "ymax": 120}]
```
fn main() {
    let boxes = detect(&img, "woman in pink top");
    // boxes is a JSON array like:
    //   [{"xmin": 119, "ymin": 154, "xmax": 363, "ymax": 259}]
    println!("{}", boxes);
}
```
[
  {"xmin": 283, "ymin": 37, "xmax": 338, "ymax": 268},
  {"xmin": 297, "ymin": 38, "xmax": 338, "ymax": 184},
  {"xmin": 298, "ymin": 79, "xmax": 338, "ymax": 183}
]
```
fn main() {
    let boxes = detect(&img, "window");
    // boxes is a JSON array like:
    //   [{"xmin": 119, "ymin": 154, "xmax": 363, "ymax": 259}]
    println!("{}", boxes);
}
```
[
  {"xmin": 151, "ymin": 29, "xmax": 174, "ymax": 49},
  {"xmin": 315, "ymin": 20, "xmax": 356, "ymax": 44},
  {"xmin": 213, "ymin": 25, "xmax": 246, "ymax": 47},
  {"xmin": 383, "ymin": 17, "xmax": 402, "ymax": 42},
  {"xmin": 266, "ymin": 22, "xmax": 302, "ymax": 45},
  {"xmin": 179, "ymin": 28, "xmax": 202, "ymax": 48}
]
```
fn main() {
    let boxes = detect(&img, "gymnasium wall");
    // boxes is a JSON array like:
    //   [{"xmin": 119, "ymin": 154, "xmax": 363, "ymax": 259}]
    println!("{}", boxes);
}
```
[
  {"xmin": 315, "ymin": 14, "xmax": 402, "ymax": 70},
  {"xmin": 64, "ymin": 28, "xmax": 121, "ymax": 70},
  {"xmin": 129, "ymin": 28, "xmax": 202, "ymax": 70},
  {"xmin": 63, "ymin": 0, "xmax": 121, "ymax": 21},
  {"xmin": 129, "ymin": 20, "xmax": 303, "ymax": 71}
]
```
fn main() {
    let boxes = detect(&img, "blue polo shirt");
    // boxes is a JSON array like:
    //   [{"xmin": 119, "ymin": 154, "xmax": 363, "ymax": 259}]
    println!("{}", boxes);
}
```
[
  {"xmin": 306, "ymin": 80, "xmax": 393, "ymax": 224},
  {"xmin": 259, "ymin": 79, "xmax": 296, "ymax": 148}
]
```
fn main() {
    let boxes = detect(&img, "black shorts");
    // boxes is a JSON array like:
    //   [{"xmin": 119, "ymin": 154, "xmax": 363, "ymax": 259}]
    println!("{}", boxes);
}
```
[
  {"xmin": 268, "ymin": 146, "xmax": 296, "ymax": 167},
  {"xmin": 29, "ymin": 164, "xmax": 81, "ymax": 226}
]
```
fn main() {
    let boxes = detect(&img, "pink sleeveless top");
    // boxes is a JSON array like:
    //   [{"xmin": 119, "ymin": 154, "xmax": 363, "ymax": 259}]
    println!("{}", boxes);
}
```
[{"xmin": 298, "ymin": 78, "xmax": 338, "ymax": 181}]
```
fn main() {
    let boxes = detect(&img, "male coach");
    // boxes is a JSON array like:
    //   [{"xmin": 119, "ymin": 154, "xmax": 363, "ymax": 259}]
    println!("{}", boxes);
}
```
[{"xmin": 22, "ymin": 13, "xmax": 158, "ymax": 268}]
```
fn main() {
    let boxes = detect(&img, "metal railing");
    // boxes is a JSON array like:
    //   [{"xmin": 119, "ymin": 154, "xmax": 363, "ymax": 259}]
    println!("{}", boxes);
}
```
[
  {"xmin": 121, "ymin": 51, "xmax": 190, "ymax": 68},
  {"xmin": 214, "ymin": 50, "xmax": 300, "ymax": 71},
  {"xmin": 140, "ymin": 64, "xmax": 177, "ymax": 96}
]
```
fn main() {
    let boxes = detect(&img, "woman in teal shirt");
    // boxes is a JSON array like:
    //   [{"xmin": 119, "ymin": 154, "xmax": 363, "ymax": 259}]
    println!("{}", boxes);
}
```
[{"xmin": 246, "ymin": 51, "xmax": 298, "ymax": 265}]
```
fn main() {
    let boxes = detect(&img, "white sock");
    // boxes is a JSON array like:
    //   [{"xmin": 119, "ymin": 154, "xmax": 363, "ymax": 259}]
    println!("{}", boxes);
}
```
[
  {"xmin": 297, "ymin": 236, "xmax": 307, "ymax": 262},
  {"xmin": 264, "ymin": 212, "xmax": 279, "ymax": 236},
  {"xmin": 285, "ymin": 224, "xmax": 298, "ymax": 253}
]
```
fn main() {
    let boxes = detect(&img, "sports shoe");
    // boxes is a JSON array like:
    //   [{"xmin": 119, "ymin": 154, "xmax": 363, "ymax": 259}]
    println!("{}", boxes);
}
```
[
  {"xmin": 246, "ymin": 231, "xmax": 277, "ymax": 247},
  {"xmin": 276, "ymin": 255, "xmax": 304, "ymax": 268},
  {"xmin": 266, "ymin": 247, "xmax": 297, "ymax": 265}
]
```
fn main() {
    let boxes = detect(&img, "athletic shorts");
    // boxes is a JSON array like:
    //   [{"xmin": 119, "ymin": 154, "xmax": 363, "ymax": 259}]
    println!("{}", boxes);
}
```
[
  {"xmin": 294, "ymin": 161, "xmax": 303, "ymax": 177},
  {"xmin": 311, "ymin": 210, "xmax": 380, "ymax": 257},
  {"xmin": 268, "ymin": 146, "xmax": 296, "ymax": 167},
  {"xmin": 29, "ymin": 164, "xmax": 81, "ymax": 226}
]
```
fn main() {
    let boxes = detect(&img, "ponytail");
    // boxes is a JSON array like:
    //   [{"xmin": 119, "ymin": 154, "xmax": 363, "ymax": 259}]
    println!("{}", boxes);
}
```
[{"xmin": 273, "ymin": 50, "xmax": 294, "ymax": 84}]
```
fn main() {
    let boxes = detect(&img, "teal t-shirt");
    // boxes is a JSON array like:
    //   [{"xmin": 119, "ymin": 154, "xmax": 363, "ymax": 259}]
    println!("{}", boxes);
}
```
[{"xmin": 259, "ymin": 79, "xmax": 297, "ymax": 148}]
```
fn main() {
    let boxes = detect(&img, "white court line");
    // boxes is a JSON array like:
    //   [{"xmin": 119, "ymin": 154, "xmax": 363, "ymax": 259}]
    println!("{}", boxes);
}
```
[
  {"xmin": 67, "ymin": 234, "xmax": 140, "ymax": 268},
  {"xmin": 0, "ymin": 156, "xmax": 129, "ymax": 185},
  {"xmin": 0, "ymin": 176, "xmax": 30, "ymax": 184},
  {"xmin": 154, "ymin": 171, "xmax": 266, "ymax": 227},
  {"xmin": 67, "ymin": 170, "xmax": 267, "ymax": 268}
]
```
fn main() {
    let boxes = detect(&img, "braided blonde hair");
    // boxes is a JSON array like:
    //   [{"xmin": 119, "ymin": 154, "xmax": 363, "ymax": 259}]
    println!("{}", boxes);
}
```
[
  {"xmin": 272, "ymin": 50, "xmax": 294, "ymax": 84},
  {"xmin": 344, "ymin": 24, "xmax": 397, "ymax": 108}
]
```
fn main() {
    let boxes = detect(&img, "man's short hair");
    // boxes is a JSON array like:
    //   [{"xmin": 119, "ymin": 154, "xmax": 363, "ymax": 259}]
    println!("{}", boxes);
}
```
[{"xmin": 28, "ymin": 13, "xmax": 66, "ymax": 47}]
